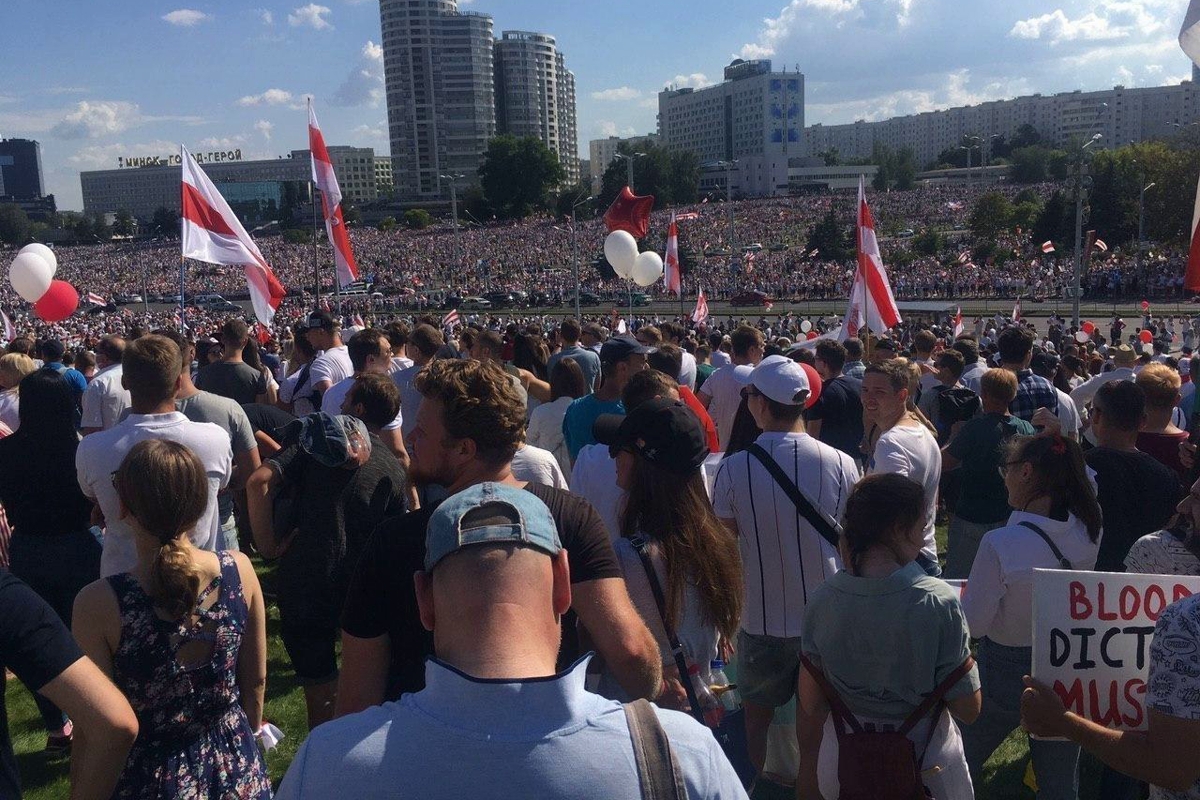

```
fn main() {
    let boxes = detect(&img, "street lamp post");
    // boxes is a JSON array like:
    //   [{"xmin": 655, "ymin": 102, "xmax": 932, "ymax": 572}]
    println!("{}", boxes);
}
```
[
  {"xmin": 614, "ymin": 152, "xmax": 645, "ymax": 192},
  {"xmin": 439, "ymin": 173, "xmax": 464, "ymax": 297},
  {"xmin": 1138, "ymin": 178, "xmax": 1156, "ymax": 294},
  {"xmin": 1072, "ymin": 134, "xmax": 1103, "ymax": 327},
  {"xmin": 571, "ymin": 194, "xmax": 595, "ymax": 321}
]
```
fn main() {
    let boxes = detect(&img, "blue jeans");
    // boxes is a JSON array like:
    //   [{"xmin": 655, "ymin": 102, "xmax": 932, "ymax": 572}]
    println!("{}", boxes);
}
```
[{"xmin": 959, "ymin": 638, "xmax": 1079, "ymax": 800}]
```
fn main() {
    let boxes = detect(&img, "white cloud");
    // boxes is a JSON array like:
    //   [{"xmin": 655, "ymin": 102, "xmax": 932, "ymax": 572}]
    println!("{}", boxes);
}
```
[
  {"xmin": 352, "ymin": 123, "xmax": 387, "ymax": 141},
  {"xmin": 592, "ymin": 86, "xmax": 643, "ymax": 101},
  {"xmin": 597, "ymin": 121, "xmax": 637, "ymax": 137},
  {"xmin": 68, "ymin": 140, "xmax": 179, "ymax": 169},
  {"xmin": 198, "ymin": 134, "xmax": 248, "ymax": 148},
  {"xmin": 51, "ymin": 101, "xmax": 141, "ymax": 139},
  {"xmin": 236, "ymin": 88, "xmax": 295, "ymax": 106},
  {"xmin": 740, "ymin": 0, "xmax": 860, "ymax": 59},
  {"xmin": 47, "ymin": 86, "xmax": 88, "ymax": 95},
  {"xmin": 331, "ymin": 40, "xmax": 385, "ymax": 107},
  {"xmin": 256, "ymin": 8, "xmax": 273, "ymax": 24},
  {"xmin": 1009, "ymin": 10, "xmax": 1125, "ymax": 43},
  {"xmin": 288, "ymin": 3, "xmax": 332, "ymax": 30},
  {"xmin": 254, "ymin": 120, "xmax": 274, "ymax": 140},
  {"xmin": 162, "ymin": 8, "xmax": 211, "ymax": 26},
  {"xmin": 807, "ymin": 69, "xmax": 1034, "ymax": 124},
  {"xmin": 668, "ymin": 73, "xmax": 713, "ymax": 89}
]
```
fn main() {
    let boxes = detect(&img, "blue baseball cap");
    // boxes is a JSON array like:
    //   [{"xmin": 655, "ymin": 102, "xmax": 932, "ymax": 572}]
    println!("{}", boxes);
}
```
[{"xmin": 424, "ymin": 483, "xmax": 561, "ymax": 572}]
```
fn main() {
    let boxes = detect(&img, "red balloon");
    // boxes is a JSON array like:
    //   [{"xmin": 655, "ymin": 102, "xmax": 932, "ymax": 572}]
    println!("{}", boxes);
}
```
[
  {"xmin": 1141, "ymin": 300, "xmax": 1150, "ymax": 311},
  {"xmin": 1081, "ymin": 321, "xmax": 1095, "ymax": 335},
  {"xmin": 798, "ymin": 362, "xmax": 822, "ymax": 409},
  {"xmin": 806, "ymin": 330, "xmax": 819, "ymax": 340},
  {"xmin": 1139, "ymin": 329, "xmax": 1153, "ymax": 344},
  {"xmin": 33, "ymin": 280, "xmax": 78, "ymax": 323}
]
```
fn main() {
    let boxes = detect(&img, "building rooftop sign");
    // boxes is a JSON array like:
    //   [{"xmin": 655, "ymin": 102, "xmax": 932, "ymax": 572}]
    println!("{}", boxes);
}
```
[{"xmin": 118, "ymin": 150, "xmax": 243, "ymax": 169}]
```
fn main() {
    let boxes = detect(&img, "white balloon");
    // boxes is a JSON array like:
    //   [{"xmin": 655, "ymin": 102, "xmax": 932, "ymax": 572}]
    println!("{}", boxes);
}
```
[
  {"xmin": 1074, "ymin": 330, "xmax": 1090, "ymax": 344},
  {"xmin": 800, "ymin": 320, "xmax": 813, "ymax": 333},
  {"xmin": 18, "ymin": 243, "xmax": 57, "ymax": 274},
  {"xmin": 631, "ymin": 250, "xmax": 664, "ymax": 287},
  {"xmin": 9, "ymin": 252, "xmax": 54, "ymax": 302},
  {"xmin": 604, "ymin": 231, "xmax": 639, "ymax": 279}
]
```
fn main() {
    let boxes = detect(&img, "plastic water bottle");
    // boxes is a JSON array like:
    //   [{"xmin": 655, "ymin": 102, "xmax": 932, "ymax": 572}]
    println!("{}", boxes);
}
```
[
  {"xmin": 687, "ymin": 663, "xmax": 724, "ymax": 727},
  {"xmin": 709, "ymin": 659, "xmax": 741, "ymax": 713}
]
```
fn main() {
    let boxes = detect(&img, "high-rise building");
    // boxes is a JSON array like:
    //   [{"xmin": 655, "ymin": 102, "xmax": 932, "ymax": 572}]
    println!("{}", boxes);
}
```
[
  {"xmin": 493, "ymin": 31, "xmax": 579, "ymax": 186},
  {"xmin": 380, "ymin": 0, "xmax": 496, "ymax": 201},
  {"xmin": 588, "ymin": 134, "xmax": 659, "ymax": 193},
  {"xmin": 0, "ymin": 138, "xmax": 46, "ymax": 199},
  {"xmin": 658, "ymin": 60, "xmax": 804, "ymax": 197},
  {"xmin": 805, "ymin": 81, "xmax": 1200, "ymax": 167}
]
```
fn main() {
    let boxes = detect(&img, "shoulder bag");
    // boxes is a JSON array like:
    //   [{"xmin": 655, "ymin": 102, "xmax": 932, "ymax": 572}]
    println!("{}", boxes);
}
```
[{"xmin": 745, "ymin": 442, "xmax": 841, "ymax": 549}]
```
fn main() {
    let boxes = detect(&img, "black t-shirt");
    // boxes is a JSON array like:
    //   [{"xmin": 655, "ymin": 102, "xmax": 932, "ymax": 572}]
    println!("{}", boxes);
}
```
[
  {"xmin": 1085, "ymin": 446, "xmax": 1183, "ymax": 572},
  {"xmin": 272, "ymin": 437, "xmax": 408, "ymax": 627},
  {"xmin": 341, "ymin": 482, "xmax": 621, "ymax": 700},
  {"xmin": 0, "ymin": 572, "xmax": 83, "ymax": 800},
  {"xmin": 196, "ymin": 361, "xmax": 268, "ymax": 405},
  {"xmin": 804, "ymin": 375, "xmax": 864, "ymax": 459},
  {"xmin": 0, "ymin": 433, "xmax": 93, "ymax": 537},
  {"xmin": 241, "ymin": 403, "xmax": 296, "ymax": 446}
]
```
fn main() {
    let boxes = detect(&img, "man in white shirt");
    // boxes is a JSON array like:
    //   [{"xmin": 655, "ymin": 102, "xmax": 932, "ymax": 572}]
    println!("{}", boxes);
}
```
[
  {"xmin": 954, "ymin": 337, "xmax": 988, "ymax": 395},
  {"xmin": 304, "ymin": 311, "xmax": 353, "ymax": 406},
  {"xmin": 80, "ymin": 335, "xmax": 130, "ymax": 435},
  {"xmin": 698, "ymin": 325, "xmax": 764, "ymax": 450},
  {"xmin": 384, "ymin": 321, "xmax": 414, "ymax": 375},
  {"xmin": 1072, "ymin": 344, "xmax": 1138, "ymax": 446},
  {"xmin": 862, "ymin": 358, "xmax": 942, "ymax": 575},
  {"xmin": 76, "ymin": 335, "xmax": 232, "ymax": 578},
  {"xmin": 708, "ymin": 332, "xmax": 732, "ymax": 369},
  {"xmin": 712, "ymin": 355, "xmax": 860, "ymax": 777}
]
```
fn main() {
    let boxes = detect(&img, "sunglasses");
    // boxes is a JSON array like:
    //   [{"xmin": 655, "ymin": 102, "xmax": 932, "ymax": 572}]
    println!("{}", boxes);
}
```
[
  {"xmin": 997, "ymin": 460, "xmax": 1025, "ymax": 478},
  {"xmin": 740, "ymin": 386, "xmax": 763, "ymax": 400}
]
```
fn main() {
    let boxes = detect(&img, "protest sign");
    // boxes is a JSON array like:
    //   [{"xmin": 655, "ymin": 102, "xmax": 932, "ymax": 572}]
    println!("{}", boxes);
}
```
[{"xmin": 1032, "ymin": 569, "xmax": 1200, "ymax": 730}]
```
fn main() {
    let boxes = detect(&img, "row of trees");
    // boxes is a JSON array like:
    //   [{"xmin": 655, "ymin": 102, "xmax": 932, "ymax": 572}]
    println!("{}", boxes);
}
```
[{"xmin": 815, "ymin": 143, "xmax": 918, "ymax": 191}]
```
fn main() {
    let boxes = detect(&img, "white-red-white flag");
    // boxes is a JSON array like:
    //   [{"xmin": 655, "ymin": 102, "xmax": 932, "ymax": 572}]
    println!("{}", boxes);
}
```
[
  {"xmin": 953, "ymin": 307, "xmax": 964, "ymax": 338},
  {"xmin": 691, "ymin": 288, "xmax": 709, "ymax": 324},
  {"xmin": 181, "ymin": 146, "xmax": 286, "ymax": 325},
  {"xmin": 957, "ymin": 251, "xmax": 970, "ymax": 265},
  {"xmin": 441, "ymin": 308, "xmax": 460, "ymax": 330},
  {"xmin": 309, "ymin": 100, "xmax": 359, "ymax": 288},
  {"xmin": 85, "ymin": 291, "xmax": 106, "ymax": 306},
  {"xmin": 664, "ymin": 213, "xmax": 682, "ymax": 296},
  {"xmin": 1041, "ymin": 241, "xmax": 1055, "ymax": 254},
  {"xmin": 1012, "ymin": 298, "xmax": 1022, "ymax": 322},
  {"xmin": 841, "ymin": 177, "xmax": 901, "ymax": 338},
  {"xmin": 1093, "ymin": 238, "xmax": 1108, "ymax": 253},
  {"xmin": 1, "ymin": 309, "xmax": 14, "ymax": 343}
]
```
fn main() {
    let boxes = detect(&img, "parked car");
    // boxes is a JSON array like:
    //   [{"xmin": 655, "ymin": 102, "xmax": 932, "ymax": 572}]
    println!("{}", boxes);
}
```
[
  {"xmin": 567, "ymin": 291, "xmax": 602, "ymax": 307},
  {"xmin": 896, "ymin": 228, "xmax": 915, "ymax": 238},
  {"xmin": 460, "ymin": 296, "xmax": 493, "ymax": 310},
  {"xmin": 484, "ymin": 291, "xmax": 514, "ymax": 308},
  {"xmin": 632, "ymin": 293, "xmax": 651, "ymax": 307},
  {"xmin": 731, "ymin": 290, "xmax": 773, "ymax": 307}
]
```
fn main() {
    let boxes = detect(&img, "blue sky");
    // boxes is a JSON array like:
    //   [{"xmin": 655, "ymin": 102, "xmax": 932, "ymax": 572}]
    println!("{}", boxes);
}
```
[{"xmin": 2, "ymin": 0, "xmax": 1193, "ymax": 210}]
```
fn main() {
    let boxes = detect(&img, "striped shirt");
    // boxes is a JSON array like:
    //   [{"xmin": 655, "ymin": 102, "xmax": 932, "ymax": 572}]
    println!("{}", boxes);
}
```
[{"xmin": 713, "ymin": 431, "xmax": 861, "ymax": 638}]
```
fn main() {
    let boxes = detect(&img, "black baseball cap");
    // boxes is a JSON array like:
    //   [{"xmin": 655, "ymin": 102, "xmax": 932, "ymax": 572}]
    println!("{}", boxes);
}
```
[
  {"xmin": 592, "ymin": 398, "xmax": 708, "ymax": 476},
  {"xmin": 600, "ymin": 334, "xmax": 655, "ymax": 365},
  {"xmin": 41, "ymin": 338, "xmax": 66, "ymax": 361},
  {"xmin": 305, "ymin": 311, "xmax": 337, "ymax": 331}
]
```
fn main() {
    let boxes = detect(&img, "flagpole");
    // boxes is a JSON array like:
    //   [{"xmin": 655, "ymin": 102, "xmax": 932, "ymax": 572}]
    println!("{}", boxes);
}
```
[
  {"xmin": 311, "ymin": 180, "xmax": 320, "ymax": 311},
  {"xmin": 179, "ymin": 255, "xmax": 186, "ymax": 333}
]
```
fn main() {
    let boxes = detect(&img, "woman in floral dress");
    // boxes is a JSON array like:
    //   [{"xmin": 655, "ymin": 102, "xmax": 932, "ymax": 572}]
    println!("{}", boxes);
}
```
[{"xmin": 72, "ymin": 439, "xmax": 271, "ymax": 799}]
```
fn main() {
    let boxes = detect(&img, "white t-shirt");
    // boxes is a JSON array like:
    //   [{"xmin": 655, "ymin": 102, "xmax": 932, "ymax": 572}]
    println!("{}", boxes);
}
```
[
  {"xmin": 1053, "ymin": 388, "xmax": 1080, "ymax": 439},
  {"xmin": 678, "ymin": 351, "xmax": 697, "ymax": 391},
  {"xmin": 869, "ymin": 423, "xmax": 942, "ymax": 563},
  {"xmin": 570, "ymin": 443, "xmax": 623, "ymax": 541},
  {"xmin": 699, "ymin": 364, "xmax": 748, "ymax": 452},
  {"xmin": 511, "ymin": 444, "xmax": 568, "ymax": 490},
  {"xmin": 321, "ymin": 375, "xmax": 402, "ymax": 431},
  {"xmin": 389, "ymin": 356, "xmax": 414, "ymax": 374},
  {"xmin": 712, "ymin": 431, "xmax": 860, "ymax": 639},
  {"xmin": 310, "ymin": 345, "xmax": 353, "ymax": 390},
  {"xmin": 710, "ymin": 350, "xmax": 731, "ymax": 369},
  {"xmin": 526, "ymin": 396, "xmax": 573, "ymax": 480},
  {"xmin": 81, "ymin": 364, "xmax": 131, "ymax": 431},
  {"xmin": 77, "ymin": 412, "xmax": 232, "ymax": 578}
]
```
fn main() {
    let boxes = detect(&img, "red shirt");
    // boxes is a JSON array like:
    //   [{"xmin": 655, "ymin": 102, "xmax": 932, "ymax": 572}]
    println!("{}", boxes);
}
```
[
  {"xmin": 679, "ymin": 386, "xmax": 720, "ymax": 453},
  {"xmin": 1137, "ymin": 430, "xmax": 1190, "ymax": 480}
]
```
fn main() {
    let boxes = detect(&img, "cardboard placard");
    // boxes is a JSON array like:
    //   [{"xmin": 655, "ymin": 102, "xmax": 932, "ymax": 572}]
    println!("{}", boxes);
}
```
[{"xmin": 1032, "ymin": 569, "xmax": 1200, "ymax": 730}]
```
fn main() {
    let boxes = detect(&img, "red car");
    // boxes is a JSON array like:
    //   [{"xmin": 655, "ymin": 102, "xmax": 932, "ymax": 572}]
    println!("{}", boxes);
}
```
[{"xmin": 731, "ymin": 290, "xmax": 773, "ymax": 307}]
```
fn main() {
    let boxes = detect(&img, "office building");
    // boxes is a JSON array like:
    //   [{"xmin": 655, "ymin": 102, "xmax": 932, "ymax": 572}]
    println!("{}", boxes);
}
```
[
  {"xmin": 81, "ymin": 146, "xmax": 377, "ymax": 220},
  {"xmin": 0, "ymin": 138, "xmax": 46, "ymax": 199},
  {"xmin": 494, "ymin": 30, "xmax": 578, "ymax": 186},
  {"xmin": 587, "ymin": 134, "xmax": 659, "ymax": 193},
  {"xmin": 658, "ymin": 59, "xmax": 803, "ymax": 198},
  {"xmin": 380, "ymin": 0, "xmax": 496, "ymax": 200},
  {"xmin": 375, "ymin": 156, "xmax": 394, "ymax": 196},
  {"xmin": 805, "ymin": 81, "xmax": 1200, "ymax": 168}
]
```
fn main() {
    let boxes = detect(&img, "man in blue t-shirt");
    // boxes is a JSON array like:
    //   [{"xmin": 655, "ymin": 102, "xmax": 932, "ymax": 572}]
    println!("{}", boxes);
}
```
[{"xmin": 561, "ymin": 335, "xmax": 653, "ymax": 461}]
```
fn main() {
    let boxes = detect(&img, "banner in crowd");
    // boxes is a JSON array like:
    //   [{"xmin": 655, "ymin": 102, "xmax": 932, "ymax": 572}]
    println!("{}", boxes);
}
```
[{"xmin": 1032, "ymin": 569, "xmax": 1200, "ymax": 731}]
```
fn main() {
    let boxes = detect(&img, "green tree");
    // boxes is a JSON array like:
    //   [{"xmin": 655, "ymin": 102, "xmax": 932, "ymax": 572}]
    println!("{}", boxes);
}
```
[
  {"xmin": 282, "ymin": 228, "xmax": 311, "ymax": 244},
  {"xmin": 666, "ymin": 150, "xmax": 700, "ymax": 205},
  {"xmin": 911, "ymin": 228, "xmax": 944, "ymax": 257},
  {"xmin": 478, "ymin": 134, "xmax": 566, "ymax": 219},
  {"xmin": 1011, "ymin": 200, "xmax": 1043, "ymax": 233},
  {"xmin": 871, "ymin": 144, "xmax": 917, "ymax": 190},
  {"xmin": 112, "ymin": 209, "xmax": 136, "ymax": 236},
  {"xmin": 0, "ymin": 204, "xmax": 31, "ymax": 245},
  {"xmin": 1010, "ymin": 123, "xmax": 1043, "ymax": 150},
  {"xmin": 969, "ymin": 192, "xmax": 1014, "ymax": 241},
  {"xmin": 554, "ymin": 182, "xmax": 594, "ymax": 219},
  {"xmin": 1009, "ymin": 147, "xmax": 1049, "ymax": 183},
  {"xmin": 377, "ymin": 216, "xmax": 397, "ymax": 232},
  {"xmin": 805, "ymin": 208, "xmax": 853, "ymax": 263},
  {"xmin": 1031, "ymin": 190, "xmax": 1073, "ymax": 250},
  {"xmin": 404, "ymin": 209, "xmax": 432, "ymax": 230},
  {"xmin": 342, "ymin": 201, "xmax": 361, "ymax": 226},
  {"xmin": 817, "ymin": 147, "xmax": 842, "ymax": 166},
  {"xmin": 1047, "ymin": 150, "xmax": 1071, "ymax": 181},
  {"xmin": 595, "ymin": 141, "xmax": 700, "ymax": 211},
  {"xmin": 151, "ymin": 206, "xmax": 179, "ymax": 236}
]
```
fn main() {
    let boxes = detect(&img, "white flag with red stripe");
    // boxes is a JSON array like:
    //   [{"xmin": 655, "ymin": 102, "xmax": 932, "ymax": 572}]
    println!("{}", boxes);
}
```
[
  {"xmin": 953, "ymin": 307, "xmax": 964, "ymax": 338},
  {"xmin": 85, "ymin": 291, "xmax": 106, "ymax": 306},
  {"xmin": 1, "ymin": 309, "xmax": 14, "ymax": 343},
  {"xmin": 309, "ymin": 100, "xmax": 359, "ymax": 288},
  {"xmin": 441, "ymin": 308, "xmax": 460, "ymax": 330},
  {"xmin": 691, "ymin": 287, "xmax": 709, "ymax": 324},
  {"xmin": 664, "ymin": 213, "xmax": 682, "ymax": 296},
  {"xmin": 840, "ymin": 177, "xmax": 901, "ymax": 338},
  {"xmin": 1012, "ymin": 298, "xmax": 1022, "ymax": 322},
  {"xmin": 181, "ymin": 146, "xmax": 286, "ymax": 325},
  {"xmin": 1041, "ymin": 240, "xmax": 1055, "ymax": 254}
]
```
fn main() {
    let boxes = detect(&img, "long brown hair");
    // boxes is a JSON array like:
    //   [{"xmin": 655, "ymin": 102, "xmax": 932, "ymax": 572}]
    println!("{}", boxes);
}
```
[
  {"xmin": 114, "ymin": 440, "xmax": 209, "ymax": 618},
  {"xmin": 1004, "ymin": 434, "xmax": 1103, "ymax": 542},
  {"xmin": 620, "ymin": 458, "xmax": 743, "ymax": 643},
  {"xmin": 840, "ymin": 473, "xmax": 926, "ymax": 576}
]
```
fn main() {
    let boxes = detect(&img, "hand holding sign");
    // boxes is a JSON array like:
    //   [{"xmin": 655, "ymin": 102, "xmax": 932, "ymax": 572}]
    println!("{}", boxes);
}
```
[{"xmin": 1020, "ymin": 676, "xmax": 1072, "ymax": 739}]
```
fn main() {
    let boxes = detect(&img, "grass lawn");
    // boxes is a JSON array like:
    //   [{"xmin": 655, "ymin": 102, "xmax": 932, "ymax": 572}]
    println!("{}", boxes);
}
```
[{"xmin": 6, "ymin": 532, "xmax": 1101, "ymax": 799}]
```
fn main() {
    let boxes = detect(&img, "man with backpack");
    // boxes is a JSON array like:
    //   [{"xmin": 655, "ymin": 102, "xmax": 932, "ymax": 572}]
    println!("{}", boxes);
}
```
[{"xmin": 916, "ymin": 350, "xmax": 980, "ymax": 446}]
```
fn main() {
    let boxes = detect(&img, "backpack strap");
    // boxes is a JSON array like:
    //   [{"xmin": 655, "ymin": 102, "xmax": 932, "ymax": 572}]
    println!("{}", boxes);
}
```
[
  {"xmin": 1018, "ymin": 521, "xmax": 1073, "ymax": 570},
  {"xmin": 897, "ymin": 656, "xmax": 976, "ymax": 736},
  {"xmin": 624, "ymin": 699, "xmax": 689, "ymax": 800},
  {"xmin": 745, "ymin": 443, "xmax": 841, "ymax": 550},
  {"xmin": 628, "ymin": 535, "xmax": 706, "ymax": 725},
  {"xmin": 799, "ymin": 653, "xmax": 864, "ymax": 737}
]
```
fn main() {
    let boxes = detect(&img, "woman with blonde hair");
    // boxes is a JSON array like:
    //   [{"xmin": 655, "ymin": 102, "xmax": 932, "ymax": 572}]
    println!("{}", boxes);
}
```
[
  {"xmin": 72, "ymin": 440, "xmax": 270, "ymax": 799},
  {"xmin": 0, "ymin": 352, "xmax": 36, "ymax": 431}
]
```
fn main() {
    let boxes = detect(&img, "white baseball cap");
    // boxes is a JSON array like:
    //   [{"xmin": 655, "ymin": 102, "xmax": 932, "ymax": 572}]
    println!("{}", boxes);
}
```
[{"xmin": 736, "ymin": 355, "xmax": 810, "ymax": 406}]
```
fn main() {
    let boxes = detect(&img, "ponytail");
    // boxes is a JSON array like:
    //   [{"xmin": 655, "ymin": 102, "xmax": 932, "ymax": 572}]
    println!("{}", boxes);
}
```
[
  {"xmin": 1005, "ymin": 434, "xmax": 1103, "ymax": 542},
  {"xmin": 114, "ymin": 440, "xmax": 210, "ymax": 619},
  {"xmin": 840, "ymin": 473, "xmax": 926, "ymax": 576}
]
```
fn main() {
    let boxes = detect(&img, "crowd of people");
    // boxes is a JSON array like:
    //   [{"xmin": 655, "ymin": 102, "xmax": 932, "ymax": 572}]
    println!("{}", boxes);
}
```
[{"xmin": 2, "ymin": 290, "xmax": 1200, "ymax": 800}]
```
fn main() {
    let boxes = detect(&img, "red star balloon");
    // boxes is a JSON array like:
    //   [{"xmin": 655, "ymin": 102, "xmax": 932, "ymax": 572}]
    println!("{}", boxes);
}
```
[{"xmin": 603, "ymin": 186, "xmax": 655, "ymax": 239}]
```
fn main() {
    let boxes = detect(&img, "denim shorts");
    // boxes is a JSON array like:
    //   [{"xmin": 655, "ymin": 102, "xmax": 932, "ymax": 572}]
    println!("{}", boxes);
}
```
[{"xmin": 736, "ymin": 630, "xmax": 805, "ymax": 708}]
